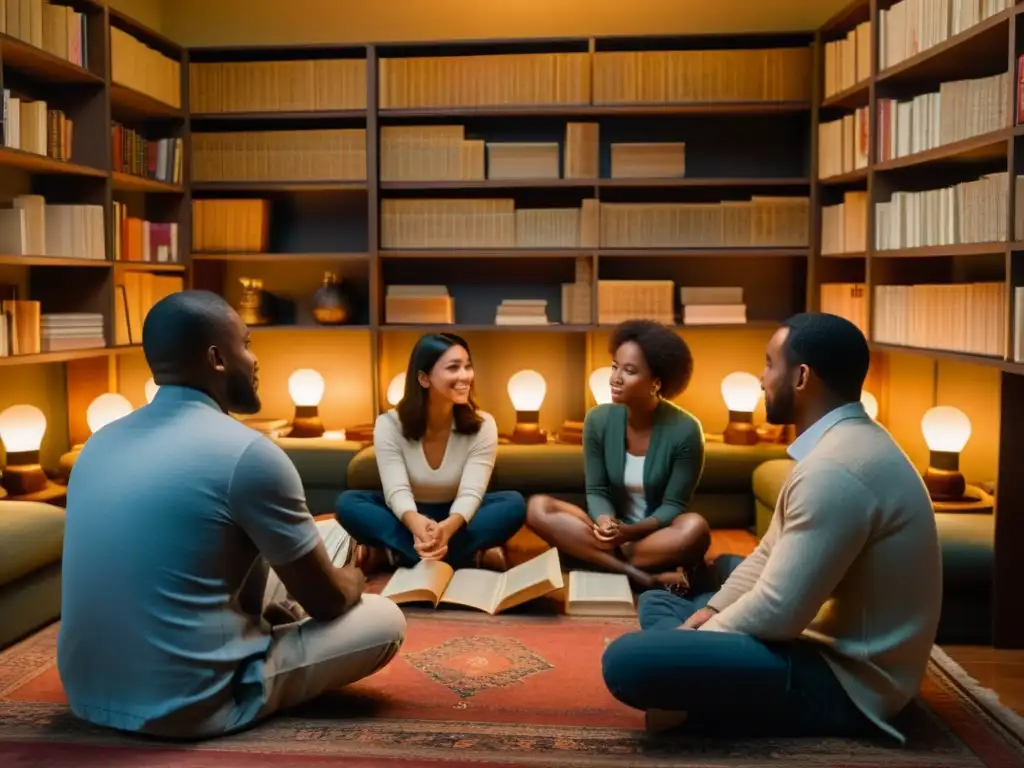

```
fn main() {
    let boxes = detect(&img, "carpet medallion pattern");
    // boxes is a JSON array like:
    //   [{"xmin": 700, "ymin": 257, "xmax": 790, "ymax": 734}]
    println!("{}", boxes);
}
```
[
  {"xmin": 0, "ymin": 615, "xmax": 1022, "ymax": 767},
  {"xmin": 404, "ymin": 635, "xmax": 555, "ymax": 698}
]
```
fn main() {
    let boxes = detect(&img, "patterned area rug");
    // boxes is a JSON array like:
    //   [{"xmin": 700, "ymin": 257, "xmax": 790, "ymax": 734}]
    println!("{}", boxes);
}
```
[{"xmin": 1, "ymin": 613, "xmax": 1023, "ymax": 767}]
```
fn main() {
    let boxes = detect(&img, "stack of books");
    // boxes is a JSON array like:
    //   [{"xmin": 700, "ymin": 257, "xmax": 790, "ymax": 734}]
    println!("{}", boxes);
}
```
[
  {"xmin": 41, "ymin": 313, "xmax": 104, "ymax": 352},
  {"xmin": 680, "ymin": 286, "xmax": 747, "ymax": 326},
  {"xmin": 495, "ymin": 299, "xmax": 549, "ymax": 325}
]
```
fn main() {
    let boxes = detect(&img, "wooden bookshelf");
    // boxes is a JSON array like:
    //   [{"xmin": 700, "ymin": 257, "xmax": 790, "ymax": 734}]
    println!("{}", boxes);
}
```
[
  {"xmin": 2, "ymin": 2, "xmax": 1022, "ymax": 648},
  {"xmin": 811, "ymin": 0, "xmax": 1024, "ymax": 648}
]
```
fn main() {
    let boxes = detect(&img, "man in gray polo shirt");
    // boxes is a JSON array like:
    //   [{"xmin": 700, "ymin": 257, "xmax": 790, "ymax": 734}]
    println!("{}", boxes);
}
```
[{"xmin": 58, "ymin": 290, "xmax": 406, "ymax": 739}]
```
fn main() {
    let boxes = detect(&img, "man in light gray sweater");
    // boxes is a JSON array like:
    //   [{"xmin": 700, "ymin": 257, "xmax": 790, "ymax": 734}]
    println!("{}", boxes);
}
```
[{"xmin": 601, "ymin": 313, "xmax": 942, "ymax": 742}]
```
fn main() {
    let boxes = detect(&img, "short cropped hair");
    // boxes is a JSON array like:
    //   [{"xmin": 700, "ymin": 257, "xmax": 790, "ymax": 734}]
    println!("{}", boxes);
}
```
[
  {"xmin": 142, "ymin": 290, "xmax": 234, "ymax": 372},
  {"xmin": 609, "ymin": 319, "xmax": 694, "ymax": 400},
  {"xmin": 780, "ymin": 312, "xmax": 870, "ymax": 402}
]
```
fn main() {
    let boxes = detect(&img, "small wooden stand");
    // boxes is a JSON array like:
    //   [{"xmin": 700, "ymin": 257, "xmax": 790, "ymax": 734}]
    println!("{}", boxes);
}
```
[{"xmin": 931, "ymin": 484, "xmax": 994, "ymax": 515}]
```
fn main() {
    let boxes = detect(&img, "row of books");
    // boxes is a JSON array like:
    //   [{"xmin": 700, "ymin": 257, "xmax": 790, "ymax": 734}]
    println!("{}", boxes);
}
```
[
  {"xmin": 873, "ymin": 282, "xmax": 1006, "ymax": 358},
  {"xmin": 112, "ymin": 202, "xmax": 180, "ymax": 263},
  {"xmin": 876, "ymin": 71, "xmax": 1010, "ymax": 164},
  {"xmin": 0, "ymin": 299, "xmax": 104, "ymax": 356},
  {"xmin": 380, "ymin": 197, "xmax": 809, "ymax": 250},
  {"xmin": 878, "ymin": 0, "xmax": 1011, "ymax": 73},
  {"xmin": 188, "ymin": 59, "xmax": 367, "ymax": 114},
  {"xmin": 874, "ymin": 172, "xmax": 1008, "ymax": 250},
  {"xmin": 820, "ymin": 283, "xmax": 867, "ymax": 338},
  {"xmin": 1, "ymin": 91, "xmax": 72, "ymax": 161},
  {"xmin": 1, "ymin": 0, "xmax": 88, "ymax": 69},
  {"xmin": 110, "ymin": 26, "xmax": 181, "ymax": 109},
  {"xmin": 378, "ymin": 48, "xmax": 811, "ymax": 109},
  {"xmin": 0, "ymin": 195, "xmax": 104, "ymax": 260},
  {"xmin": 823, "ymin": 20, "xmax": 871, "ymax": 98},
  {"xmin": 191, "ymin": 129, "xmax": 367, "ymax": 183},
  {"xmin": 822, "ymin": 191, "xmax": 868, "ymax": 255},
  {"xmin": 112, "ymin": 124, "xmax": 184, "ymax": 185},
  {"xmin": 191, "ymin": 199, "xmax": 269, "ymax": 254},
  {"xmin": 818, "ymin": 107, "xmax": 868, "ymax": 179}
]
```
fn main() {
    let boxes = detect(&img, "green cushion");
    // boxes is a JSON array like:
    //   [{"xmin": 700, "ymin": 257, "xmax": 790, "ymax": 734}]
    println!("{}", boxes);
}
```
[
  {"xmin": 749, "ymin": 457, "xmax": 994, "ymax": 593},
  {"xmin": 275, "ymin": 437, "xmax": 365, "ymax": 490},
  {"xmin": 0, "ymin": 501, "xmax": 65, "ymax": 586},
  {"xmin": 752, "ymin": 458, "xmax": 796, "ymax": 536}
]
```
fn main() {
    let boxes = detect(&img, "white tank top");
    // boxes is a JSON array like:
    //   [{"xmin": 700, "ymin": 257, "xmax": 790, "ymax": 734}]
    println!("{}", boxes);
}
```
[{"xmin": 623, "ymin": 452, "xmax": 647, "ymax": 523}]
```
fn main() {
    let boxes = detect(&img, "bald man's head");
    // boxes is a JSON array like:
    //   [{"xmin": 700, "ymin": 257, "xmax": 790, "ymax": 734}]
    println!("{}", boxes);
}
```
[{"xmin": 142, "ymin": 290, "xmax": 260, "ymax": 414}]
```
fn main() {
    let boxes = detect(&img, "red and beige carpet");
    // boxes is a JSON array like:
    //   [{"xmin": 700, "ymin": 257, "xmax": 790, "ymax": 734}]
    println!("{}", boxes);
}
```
[{"xmin": 1, "ymin": 612, "xmax": 1023, "ymax": 767}]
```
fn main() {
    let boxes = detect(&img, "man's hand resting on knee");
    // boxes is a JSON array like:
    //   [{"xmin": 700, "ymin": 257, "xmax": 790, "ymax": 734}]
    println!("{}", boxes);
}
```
[
  {"xmin": 274, "ymin": 543, "xmax": 367, "ymax": 622},
  {"xmin": 681, "ymin": 606, "xmax": 717, "ymax": 629}
]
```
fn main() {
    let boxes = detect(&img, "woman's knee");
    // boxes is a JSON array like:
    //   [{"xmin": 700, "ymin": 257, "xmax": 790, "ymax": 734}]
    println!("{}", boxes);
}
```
[
  {"xmin": 672, "ymin": 513, "xmax": 711, "ymax": 549},
  {"xmin": 525, "ymin": 494, "xmax": 555, "ymax": 525}
]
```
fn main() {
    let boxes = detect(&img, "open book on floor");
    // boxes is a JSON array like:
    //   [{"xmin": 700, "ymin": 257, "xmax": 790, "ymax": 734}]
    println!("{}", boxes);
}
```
[
  {"xmin": 566, "ymin": 571, "xmax": 636, "ymax": 617},
  {"xmin": 381, "ymin": 547, "xmax": 563, "ymax": 614}
]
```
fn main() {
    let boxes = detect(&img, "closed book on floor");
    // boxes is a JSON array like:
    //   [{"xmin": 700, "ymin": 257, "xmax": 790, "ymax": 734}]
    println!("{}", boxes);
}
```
[
  {"xmin": 382, "ymin": 547, "xmax": 563, "ymax": 614},
  {"xmin": 566, "ymin": 571, "xmax": 636, "ymax": 617}
]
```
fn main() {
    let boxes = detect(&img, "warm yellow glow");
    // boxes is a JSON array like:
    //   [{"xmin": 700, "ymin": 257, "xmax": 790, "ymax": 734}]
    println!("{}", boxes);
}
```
[
  {"xmin": 720, "ymin": 372, "xmax": 761, "ymax": 413},
  {"xmin": 86, "ymin": 393, "xmax": 133, "ymax": 434},
  {"xmin": 322, "ymin": 430, "xmax": 347, "ymax": 440},
  {"xmin": 861, "ymin": 391, "xmax": 878, "ymax": 420},
  {"xmin": 507, "ymin": 369, "xmax": 547, "ymax": 412},
  {"xmin": 387, "ymin": 373, "xmax": 405, "ymax": 407},
  {"xmin": 288, "ymin": 369, "xmax": 325, "ymax": 407},
  {"xmin": 588, "ymin": 366, "xmax": 613, "ymax": 405},
  {"xmin": 145, "ymin": 378, "xmax": 159, "ymax": 403},
  {"xmin": 921, "ymin": 405, "xmax": 972, "ymax": 453},
  {"xmin": 0, "ymin": 404, "xmax": 47, "ymax": 453}
]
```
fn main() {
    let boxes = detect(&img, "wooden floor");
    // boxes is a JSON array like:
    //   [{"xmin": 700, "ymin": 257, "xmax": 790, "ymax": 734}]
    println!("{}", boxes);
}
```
[
  {"xmin": 705, "ymin": 530, "xmax": 1024, "ymax": 720},
  {"xmin": 945, "ymin": 646, "xmax": 1024, "ymax": 719}
]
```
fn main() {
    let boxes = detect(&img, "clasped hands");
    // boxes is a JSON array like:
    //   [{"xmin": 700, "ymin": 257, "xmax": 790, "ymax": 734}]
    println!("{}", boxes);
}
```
[
  {"xmin": 403, "ymin": 511, "xmax": 461, "ymax": 561},
  {"xmin": 592, "ymin": 514, "xmax": 641, "ymax": 550}
]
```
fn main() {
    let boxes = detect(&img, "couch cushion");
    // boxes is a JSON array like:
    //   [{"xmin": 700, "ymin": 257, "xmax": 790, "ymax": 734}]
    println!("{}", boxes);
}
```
[
  {"xmin": 752, "ymin": 458, "xmax": 796, "ymax": 510},
  {"xmin": 934, "ymin": 513, "xmax": 994, "ymax": 592},
  {"xmin": 701, "ymin": 440, "xmax": 790, "ymax": 494},
  {"xmin": 275, "ymin": 437, "xmax": 365, "ymax": 490},
  {"xmin": 0, "ymin": 501, "xmax": 65, "ymax": 585}
]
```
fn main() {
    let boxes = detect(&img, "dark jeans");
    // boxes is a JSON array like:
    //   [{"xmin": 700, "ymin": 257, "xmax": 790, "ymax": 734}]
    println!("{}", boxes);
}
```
[
  {"xmin": 601, "ymin": 555, "xmax": 874, "ymax": 738},
  {"xmin": 335, "ymin": 490, "xmax": 527, "ymax": 569}
]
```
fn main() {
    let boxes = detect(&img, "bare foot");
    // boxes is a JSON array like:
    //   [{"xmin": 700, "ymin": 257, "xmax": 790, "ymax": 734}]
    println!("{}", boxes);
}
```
[
  {"xmin": 624, "ymin": 564, "xmax": 662, "ymax": 591},
  {"xmin": 355, "ymin": 544, "xmax": 392, "ymax": 575},
  {"xmin": 474, "ymin": 546, "xmax": 508, "ymax": 572}
]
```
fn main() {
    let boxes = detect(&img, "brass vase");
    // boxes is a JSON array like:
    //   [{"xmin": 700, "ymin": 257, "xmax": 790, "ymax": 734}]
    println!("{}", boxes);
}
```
[{"xmin": 311, "ymin": 271, "xmax": 354, "ymax": 325}]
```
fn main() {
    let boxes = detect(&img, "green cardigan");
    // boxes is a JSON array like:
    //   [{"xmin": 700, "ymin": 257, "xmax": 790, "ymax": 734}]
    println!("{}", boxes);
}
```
[{"xmin": 583, "ymin": 400, "xmax": 706, "ymax": 527}]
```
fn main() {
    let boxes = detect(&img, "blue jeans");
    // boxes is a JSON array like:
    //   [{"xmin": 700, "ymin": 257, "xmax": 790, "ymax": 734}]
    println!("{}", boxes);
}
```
[
  {"xmin": 601, "ymin": 556, "xmax": 874, "ymax": 738},
  {"xmin": 335, "ymin": 490, "xmax": 526, "ymax": 569}
]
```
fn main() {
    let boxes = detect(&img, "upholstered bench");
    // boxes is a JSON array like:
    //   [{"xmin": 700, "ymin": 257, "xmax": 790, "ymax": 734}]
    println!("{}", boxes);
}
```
[
  {"xmin": 277, "ymin": 437, "xmax": 790, "ymax": 566},
  {"xmin": 0, "ymin": 501, "xmax": 65, "ymax": 649},
  {"xmin": 752, "ymin": 458, "xmax": 994, "ymax": 645}
]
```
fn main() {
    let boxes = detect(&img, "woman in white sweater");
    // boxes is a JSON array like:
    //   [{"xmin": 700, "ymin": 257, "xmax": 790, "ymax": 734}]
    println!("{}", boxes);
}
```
[{"xmin": 335, "ymin": 333, "xmax": 526, "ymax": 573}]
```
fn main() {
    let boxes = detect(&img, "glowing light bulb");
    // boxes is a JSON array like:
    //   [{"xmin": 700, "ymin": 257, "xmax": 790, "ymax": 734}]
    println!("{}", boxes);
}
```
[
  {"xmin": 720, "ymin": 372, "xmax": 761, "ymax": 413},
  {"xmin": 0, "ymin": 404, "xmax": 47, "ymax": 452},
  {"xmin": 588, "ymin": 366, "xmax": 613, "ymax": 405},
  {"xmin": 507, "ymin": 370, "xmax": 547, "ymax": 412},
  {"xmin": 145, "ymin": 378, "xmax": 159, "ymax": 403},
  {"xmin": 861, "ymin": 391, "xmax": 878, "ymax": 420},
  {"xmin": 921, "ymin": 406, "xmax": 972, "ymax": 453},
  {"xmin": 288, "ymin": 369, "xmax": 325, "ymax": 407},
  {"xmin": 386, "ymin": 373, "xmax": 405, "ymax": 407},
  {"xmin": 86, "ymin": 393, "xmax": 133, "ymax": 434}
]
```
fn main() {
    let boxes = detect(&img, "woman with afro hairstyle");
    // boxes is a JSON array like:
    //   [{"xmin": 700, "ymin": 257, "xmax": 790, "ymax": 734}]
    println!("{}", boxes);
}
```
[{"xmin": 526, "ymin": 319, "xmax": 709, "ymax": 592}]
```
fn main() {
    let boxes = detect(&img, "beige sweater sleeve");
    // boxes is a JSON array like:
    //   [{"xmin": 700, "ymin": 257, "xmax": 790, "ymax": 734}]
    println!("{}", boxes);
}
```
[
  {"xmin": 702, "ymin": 461, "xmax": 872, "ymax": 639},
  {"xmin": 705, "ymin": 513, "xmax": 777, "ymax": 612},
  {"xmin": 373, "ymin": 413, "xmax": 417, "ymax": 520},
  {"xmin": 449, "ymin": 414, "xmax": 498, "ymax": 523}
]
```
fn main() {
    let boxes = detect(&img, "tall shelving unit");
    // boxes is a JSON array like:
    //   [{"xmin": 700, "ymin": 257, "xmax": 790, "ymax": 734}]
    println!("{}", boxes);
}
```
[
  {"xmin": 811, "ymin": 0, "xmax": 1024, "ymax": 648},
  {"xmin": 0, "ymin": 1, "xmax": 187, "ymax": 446},
  {"xmin": 184, "ymin": 34, "xmax": 815, "ymax": 435}
]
